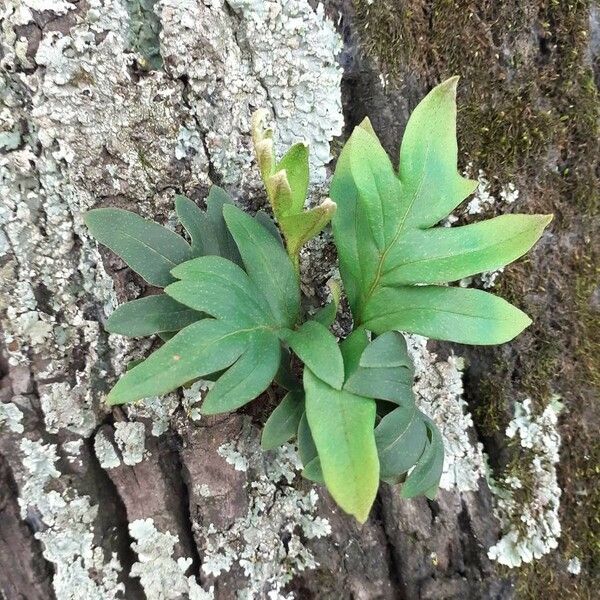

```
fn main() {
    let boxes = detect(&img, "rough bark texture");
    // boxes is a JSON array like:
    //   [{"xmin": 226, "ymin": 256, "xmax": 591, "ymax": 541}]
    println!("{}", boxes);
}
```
[{"xmin": 0, "ymin": 1, "xmax": 597, "ymax": 599}]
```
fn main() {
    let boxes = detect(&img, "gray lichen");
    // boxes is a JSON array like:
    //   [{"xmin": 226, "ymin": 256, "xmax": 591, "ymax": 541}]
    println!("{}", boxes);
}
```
[
  {"xmin": 94, "ymin": 430, "xmax": 121, "ymax": 469},
  {"xmin": 129, "ymin": 518, "xmax": 212, "ymax": 599},
  {"xmin": 407, "ymin": 335, "xmax": 487, "ymax": 492},
  {"xmin": 114, "ymin": 421, "xmax": 147, "ymax": 466},
  {"xmin": 198, "ymin": 430, "xmax": 330, "ymax": 598},
  {"xmin": 0, "ymin": 400, "xmax": 24, "ymax": 433},
  {"xmin": 487, "ymin": 397, "xmax": 563, "ymax": 567},
  {"xmin": 19, "ymin": 438, "xmax": 125, "ymax": 598}
]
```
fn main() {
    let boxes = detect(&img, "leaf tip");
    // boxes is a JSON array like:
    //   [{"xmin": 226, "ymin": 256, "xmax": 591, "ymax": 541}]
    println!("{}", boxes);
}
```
[
  {"xmin": 105, "ymin": 389, "xmax": 124, "ymax": 406},
  {"xmin": 198, "ymin": 402, "xmax": 219, "ymax": 416},
  {"xmin": 357, "ymin": 116, "xmax": 377, "ymax": 137},
  {"xmin": 251, "ymin": 108, "xmax": 272, "ymax": 141},
  {"xmin": 82, "ymin": 209, "xmax": 94, "ymax": 225},
  {"xmin": 440, "ymin": 75, "xmax": 460, "ymax": 94}
]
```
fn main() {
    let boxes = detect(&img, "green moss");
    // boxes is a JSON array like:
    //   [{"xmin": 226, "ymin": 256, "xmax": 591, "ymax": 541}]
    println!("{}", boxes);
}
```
[
  {"xmin": 472, "ymin": 362, "xmax": 512, "ymax": 437},
  {"xmin": 354, "ymin": 0, "xmax": 599, "ymax": 596},
  {"xmin": 573, "ymin": 252, "xmax": 600, "ymax": 388}
]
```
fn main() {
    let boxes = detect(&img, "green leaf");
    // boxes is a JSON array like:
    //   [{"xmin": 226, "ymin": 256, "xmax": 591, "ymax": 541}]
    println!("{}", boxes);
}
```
[
  {"xmin": 304, "ymin": 368, "xmax": 379, "ymax": 523},
  {"xmin": 223, "ymin": 204, "xmax": 300, "ymax": 327},
  {"xmin": 266, "ymin": 170, "xmax": 294, "ymax": 218},
  {"xmin": 254, "ymin": 210, "xmax": 283, "ymax": 245},
  {"xmin": 275, "ymin": 142, "xmax": 309, "ymax": 215},
  {"xmin": 274, "ymin": 348, "xmax": 300, "ymax": 391},
  {"xmin": 278, "ymin": 199, "xmax": 337, "ymax": 257},
  {"xmin": 363, "ymin": 285, "xmax": 532, "ymax": 345},
  {"xmin": 85, "ymin": 208, "xmax": 192, "ymax": 287},
  {"xmin": 158, "ymin": 331, "xmax": 176, "ymax": 342},
  {"xmin": 375, "ymin": 404, "xmax": 427, "ymax": 483},
  {"xmin": 359, "ymin": 331, "xmax": 412, "ymax": 369},
  {"xmin": 107, "ymin": 204, "xmax": 302, "ymax": 409},
  {"xmin": 202, "ymin": 187, "xmax": 243, "ymax": 264},
  {"xmin": 303, "ymin": 457, "xmax": 324, "ymax": 483},
  {"xmin": 175, "ymin": 195, "xmax": 206, "ymax": 256},
  {"xmin": 381, "ymin": 214, "xmax": 553, "ymax": 286},
  {"xmin": 166, "ymin": 256, "xmax": 273, "ymax": 327},
  {"xmin": 297, "ymin": 412, "xmax": 324, "ymax": 482},
  {"xmin": 339, "ymin": 328, "xmax": 370, "ymax": 379},
  {"xmin": 201, "ymin": 331, "xmax": 280, "ymax": 414},
  {"xmin": 261, "ymin": 390, "xmax": 304, "ymax": 450},
  {"xmin": 282, "ymin": 321, "xmax": 344, "ymax": 389},
  {"xmin": 106, "ymin": 295, "xmax": 204, "ymax": 337},
  {"xmin": 175, "ymin": 188, "xmax": 243, "ymax": 264},
  {"xmin": 401, "ymin": 418, "xmax": 444, "ymax": 499},
  {"xmin": 336, "ymin": 332, "xmax": 441, "ymax": 491},
  {"xmin": 331, "ymin": 78, "xmax": 551, "ymax": 345},
  {"xmin": 126, "ymin": 358, "xmax": 144, "ymax": 371},
  {"xmin": 106, "ymin": 319, "xmax": 247, "ymax": 405},
  {"xmin": 397, "ymin": 77, "xmax": 479, "ymax": 228},
  {"xmin": 251, "ymin": 109, "xmax": 334, "ymax": 271},
  {"xmin": 297, "ymin": 412, "xmax": 318, "ymax": 467},
  {"xmin": 344, "ymin": 332, "xmax": 414, "ymax": 404}
]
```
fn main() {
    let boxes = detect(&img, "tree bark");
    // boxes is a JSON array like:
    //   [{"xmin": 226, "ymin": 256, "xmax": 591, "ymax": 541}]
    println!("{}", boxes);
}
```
[{"xmin": 1, "ymin": 1, "xmax": 597, "ymax": 599}]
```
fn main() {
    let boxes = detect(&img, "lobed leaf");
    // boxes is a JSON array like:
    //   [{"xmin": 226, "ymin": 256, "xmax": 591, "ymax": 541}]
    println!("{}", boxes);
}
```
[
  {"xmin": 105, "ymin": 203, "xmax": 302, "ymax": 410},
  {"xmin": 106, "ymin": 294, "xmax": 203, "ymax": 337},
  {"xmin": 381, "ymin": 214, "xmax": 553, "ymax": 286},
  {"xmin": 331, "ymin": 77, "xmax": 551, "ymax": 345},
  {"xmin": 85, "ymin": 208, "xmax": 192, "ymax": 287},
  {"xmin": 397, "ymin": 77, "xmax": 479, "ymax": 229},
  {"xmin": 106, "ymin": 319, "xmax": 247, "ymax": 405}
]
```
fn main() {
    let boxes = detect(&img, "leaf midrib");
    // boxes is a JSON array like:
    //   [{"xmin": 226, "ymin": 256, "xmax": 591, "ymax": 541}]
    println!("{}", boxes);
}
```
[
  {"xmin": 118, "ymin": 228, "xmax": 189, "ymax": 268},
  {"xmin": 383, "ymin": 226, "xmax": 533, "ymax": 275},
  {"xmin": 360, "ymin": 126, "xmax": 434, "ymax": 322},
  {"xmin": 378, "ymin": 406, "xmax": 417, "ymax": 455},
  {"xmin": 113, "ymin": 322, "xmax": 276, "ymax": 402},
  {"xmin": 236, "ymin": 216, "xmax": 296, "ymax": 327},
  {"xmin": 368, "ymin": 300, "xmax": 517, "ymax": 323}
]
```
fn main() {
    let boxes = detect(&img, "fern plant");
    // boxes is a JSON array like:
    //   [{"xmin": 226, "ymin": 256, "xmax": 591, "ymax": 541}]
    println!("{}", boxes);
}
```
[{"xmin": 85, "ymin": 78, "xmax": 551, "ymax": 522}]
